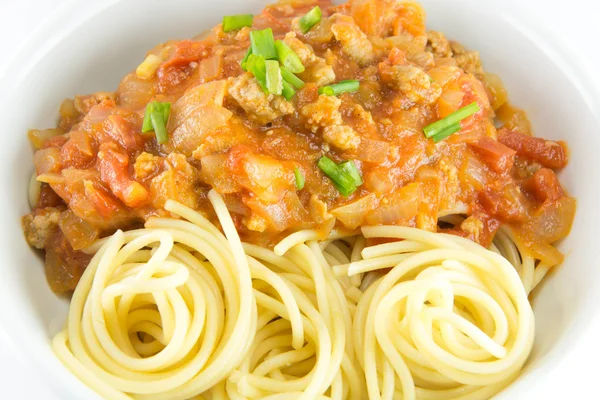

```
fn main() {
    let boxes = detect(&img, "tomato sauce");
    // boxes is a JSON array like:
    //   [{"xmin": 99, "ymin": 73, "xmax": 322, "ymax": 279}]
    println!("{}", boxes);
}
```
[{"xmin": 21, "ymin": 0, "xmax": 575, "ymax": 294}]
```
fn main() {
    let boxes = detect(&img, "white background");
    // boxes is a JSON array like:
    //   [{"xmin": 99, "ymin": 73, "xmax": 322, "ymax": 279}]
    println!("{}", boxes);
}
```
[{"xmin": 0, "ymin": 0, "xmax": 599, "ymax": 398}]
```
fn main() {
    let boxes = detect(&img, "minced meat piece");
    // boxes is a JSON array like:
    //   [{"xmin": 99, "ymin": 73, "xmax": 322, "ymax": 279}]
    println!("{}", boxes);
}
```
[
  {"xmin": 300, "ymin": 95, "xmax": 343, "ymax": 132},
  {"xmin": 331, "ymin": 14, "xmax": 375, "ymax": 66},
  {"xmin": 284, "ymin": 32, "xmax": 336, "ymax": 86},
  {"xmin": 379, "ymin": 63, "xmax": 442, "ymax": 104},
  {"xmin": 22, "ymin": 207, "xmax": 63, "ymax": 249},
  {"xmin": 426, "ymin": 31, "xmax": 452, "ymax": 57},
  {"xmin": 227, "ymin": 73, "xmax": 294, "ymax": 124},
  {"xmin": 323, "ymin": 125, "xmax": 361, "ymax": 150}
]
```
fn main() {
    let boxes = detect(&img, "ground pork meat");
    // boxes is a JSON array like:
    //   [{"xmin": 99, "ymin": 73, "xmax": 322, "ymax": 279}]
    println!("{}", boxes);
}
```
[
  {"xmin": 284, "ymin": 32, "xmax": 336, "ymax": 86},
  {"xmin": 331, "ymin": 14, "xmax": 375, "ymax": 66},
  {"xmin": 379, "ymin": 63, "xmax": 442, "ymax": 104},
  {"xmin": 304, "ymin": 60, "xmax": 336, "ymax": 87},
  {"xmin": 454, "ymin": 50, "xmax": 484, "ymax": 79},
  {"xmin": 449, "ymin": 41, "xmax": 484, "ymax": 79},
  {"xmin": 74, "ymin": 92, "xmax": 116, "ymax": 114},
  {"xmin": 323, "ymin": 125, "xmax": 361, "ymax": 150},
  {"xmin": 300, "ymin": 94, "xmax": 343, "ymax": 132},
  {"xmin": 227, "ymin": 73, "xmax": 294, "ymax": 124},
  {"xmin": 22, "ymin": 207, "xmax": 63, "ymax": 249},
  {"xmin": 284, "ymin": 32, "xmax": 318, "ymax": 65},
  {"xmin": 426, "ymin": 31, "xmax": 452, "ymax": 57}
]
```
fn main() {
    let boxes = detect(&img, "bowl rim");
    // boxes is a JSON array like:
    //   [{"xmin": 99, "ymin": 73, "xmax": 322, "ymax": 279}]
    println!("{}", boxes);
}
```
[{"xmin": 0, "ymin": 1, "xmax": 599, "ymax": 399}]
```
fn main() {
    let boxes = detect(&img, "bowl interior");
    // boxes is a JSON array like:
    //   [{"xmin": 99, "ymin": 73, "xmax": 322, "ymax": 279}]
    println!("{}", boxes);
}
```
[{"xmin": 0, "ymin": 0, "xmax": 598, "ymax": 398}]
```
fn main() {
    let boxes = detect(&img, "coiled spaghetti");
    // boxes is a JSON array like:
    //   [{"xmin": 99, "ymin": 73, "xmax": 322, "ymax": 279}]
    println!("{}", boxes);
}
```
[
  {"xmin": 53, "ymin": 190, "xmax": 536, "ymax": 400},
  {"xmin": 53, "ymin": 191, "xmax": 257, "ymax": 400},
  {"xmin": 353, "ymin": 226, "xmax": 535, "ymax": 400}
]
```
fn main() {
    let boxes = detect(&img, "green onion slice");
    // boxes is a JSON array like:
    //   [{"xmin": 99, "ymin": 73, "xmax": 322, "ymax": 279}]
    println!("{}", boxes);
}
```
[
  {"xmin": 317, "ymin": 156, "xmax": 358, "ymax": 197},
  {"xmin": 250, "ymin": 28, "xmax": 277, "ymax": 60},
  {"xmin": 150, "ymin": 112, "xmax": 168, "ymax": 144},
  {"xmin": 222, "ymin": 14, "xmax": 254, "ymax": 32},
  {"xmin": 318, "ymin": 80, "xmax": 360, "ymax": 96},
  {"xmin": 423, "ymin": 101, "xmax": 480, "ymax": 138},
  {"xmin": 246, "ymin": 54, "xmax": 268, "ymax": 92},
  {"xmin": 265, "ymin": 60, "xmax": 283, "ymax": 95},
  {"xmin": 142, "ymin": 102, "xmax": 171, "ymax": 143},
  {"xmin": 431, "ymin": 122, "xmax": 461, "ymax": 143},
  {"xmin": 294, "ymin": 167, "xmax": 305, "ymax": 190},
  {"xmin": 339, "ymin": 161, "xmax": 362, "ymax": 186},
  {"xmin": 280, "ymin": 66, "xmax": 305, "ymax": 89},
  {"xmin": 282, "ymin": 80, "xmax": 296, "ymax": 100},
  {"xmin": 299, "ymin": 6, "xmax": 322, "ymax": 34},
  {"xmin": 275, "ymin": 40, "xmax": 305, "ymax": 73},
  {"xmin": 240, "ymin": 47, "xmax": 253, "ymax": 70}
]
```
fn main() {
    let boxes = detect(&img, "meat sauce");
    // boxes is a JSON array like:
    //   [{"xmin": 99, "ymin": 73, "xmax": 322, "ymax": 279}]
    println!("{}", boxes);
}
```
[{"xmin": 22, "ymin": 0, "xmax": 576, "ymax": 294}]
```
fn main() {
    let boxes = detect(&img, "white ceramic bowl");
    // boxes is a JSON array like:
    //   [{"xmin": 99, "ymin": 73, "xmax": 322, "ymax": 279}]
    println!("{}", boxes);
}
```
[{"xmin": 0, "ymin": 1, "xmax": 598, "ymax": 399}]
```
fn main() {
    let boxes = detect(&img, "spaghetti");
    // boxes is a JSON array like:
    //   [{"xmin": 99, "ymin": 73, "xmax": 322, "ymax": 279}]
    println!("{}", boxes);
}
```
[
  {"xmin": 53, "ymin": 190, "xmax": 536, "ymax": 400},
  {"xmin": 53, "ymin": 191, "xmax": 256, "ymax": 400}
]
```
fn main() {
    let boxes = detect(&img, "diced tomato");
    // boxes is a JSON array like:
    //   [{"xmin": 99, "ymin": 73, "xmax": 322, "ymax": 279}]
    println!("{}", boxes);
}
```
[
  {"xmin": 42, "ymin": 135, "xmax": 69, "ymax": 149},
  {"xmin": 60, "ymin": 130, "xmax": 97, "ymax": 169},
  {"xmin": 351, "ymin": 0, "xmax": 389, "ymax": 36},
  {"xmin": 102, "ymin": 115, "xmax": 145, "ymax": 152},
  {"xmin": 98, "ymin": 142, "xmax": 150, "ymax": 208},
  {"xmin": 525, "ymin": 168, "xmax": 564, "ymax": 203},
  {"xmin": 157, "ymin": 40, "xmax": 211, "ymax": 92},
  {"xmin": 160, "ymin": 40, "xmax": 211, "ymax": 70},
  {"xmin": 83, "ymin": 180, "xmax": 123, "ymax": 218},
  {"xmin": 468, "ymin": 136, "xmax": 516, "ymax": 174},
  {"xmin": 479, "ymin": 185, "xmax": 526, "ymax": 222},
  {"xmin": 393, "ymin": 2, "xmax": 426, "ymax": 37},
  {"xmin": 388, "ymin": 48, "xmax": 406, "ymax": 65},
  {"xmin": 498, "ymin": 128, "xmax": 568, "ymax": 170}
]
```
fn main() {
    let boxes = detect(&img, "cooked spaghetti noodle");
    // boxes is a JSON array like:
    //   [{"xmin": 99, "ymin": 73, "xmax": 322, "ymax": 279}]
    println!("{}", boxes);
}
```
[
  {"xmin": 52, "ymin": 190, "xmax": 537, "ymax": 400},
  {"xmin": 53, "ymin": 191, "xmax": 257, "ymax": 400}
]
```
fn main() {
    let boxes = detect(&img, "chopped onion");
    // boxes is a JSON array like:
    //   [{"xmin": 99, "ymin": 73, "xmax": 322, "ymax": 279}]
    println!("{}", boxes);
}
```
[
  {"xmin": 199, "ymin": 52, "xmax": 223, "ymax": 83},
  {"xmin": 27, "ymin": 129, "xmax": 63, "ymax": 149},
  {"xmin": 355, "ymin": 138, "xmax": 388, "ymax": 163},
  {"xmin": 58, "ymin": 210, "xmax": 100, "ymax": 250},
  {"xmin": 331, "ymin": 194, "xmax": 377, "ymax": 230},
  {"xmin": 136, "ymin": 54, "xmax": 163, "ymax": 79},
  {"xmin": 460, "ymin": 152, "xmax": 487, "ymax": 190},
  {"xmin": 28, "ymin": 171, "xmax": 41, "ymax": 209},
  {"xmin": 366, "ymin": 183, "xmax": 421, "ymax": 225},
  {"xmin": 527, "ymin": 242, "xmax": 564, "ymax": 267},
  {"xmin": 483, "ymin": 73, "xmax": 508, "ymax": 111},
  {"xmin": 36, "ymin": 173, "xmax": 65, "ymax": 184}
]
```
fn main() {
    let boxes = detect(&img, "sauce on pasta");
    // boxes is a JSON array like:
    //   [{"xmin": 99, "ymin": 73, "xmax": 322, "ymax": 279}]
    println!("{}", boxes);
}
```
[{"xmin": 21, "ymin": 0, "xmax": 575, "ymax": 298}]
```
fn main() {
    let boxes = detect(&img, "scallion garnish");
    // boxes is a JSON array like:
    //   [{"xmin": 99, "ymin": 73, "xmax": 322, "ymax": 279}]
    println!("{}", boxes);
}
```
[
  {"xmin": 431, "ymin": 122, "xmax": 461, "ymax": 143},
  {"xmin": 282, "ymin": 80, "xmax": 296, "ymax": 100},
  {"xmin": 250, "ymin": 28, "xmax": 277, "ymax": 60},
  {"xmin": 265, "ymin": 60, "xmax": 283, "ymax": 95},
  {"xmin": 246, "ymin": 54, "xmax": 268, "ymax": 91},
  {"xmin": 240, "ymin": 47, "xmax": 253, "ymax": 70},
  {"xmin": 142, "ymin": 101, "xmax": 171, "ymax": 144},
  {"xmin": 280, "ymin": 66, "xmax": 305, "ymax": 89},
  {"xmin": 339, "ymin": 161, "xmax": 362, "ymax": 186},
  {"xmin": 222, "ymin": 14, "xmax": 254, "ymax": 32},
  {"xmin": 423, "ymin": 101, "xmax": 480, "ymax": 139},
  {"xmin": 275, "ymin": 40, "xmax": 305, "ymax": 73},
  {"xmin": 317, "ymin": 156, "xmax": 360, "ymax": 197},
  {"xmin": 299, "ymin": 6, "xmax": 322, "ymax": 34},
  {"xmin": 318, "ymin": 80, "xmax": 360, "ymax": 96},
  {"xmin": 294, "ymin": 167, "xmax": 305, "ymax": 190}
]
